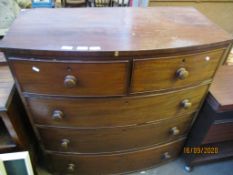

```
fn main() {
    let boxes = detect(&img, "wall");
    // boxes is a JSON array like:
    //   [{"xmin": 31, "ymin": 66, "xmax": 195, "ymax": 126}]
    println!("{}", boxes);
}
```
[{"xmin": 149, "ymin": 0, "xmax": 233, "ymax": 36}]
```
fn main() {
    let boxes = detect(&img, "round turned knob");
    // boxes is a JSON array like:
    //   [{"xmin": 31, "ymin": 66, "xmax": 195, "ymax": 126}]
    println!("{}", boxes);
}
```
[
  {"xmin": 176, "ymin": 67, "xmax": 189, "ymax": 80},
  {"xmin": 67, "ymin": 163, "xmax": 75, "ymax": 172},
  {"xmin": 61, "ymin": 139, "xmax": 70, "ymax": 149},
  {"xmin": 170, "ymin": 127, "xmax": 180, "ymax": 136},
  {"xmin": 64, "ymin": 75, "xmax": 77, "ymax": 88},
  {"xmin": 52, "ymin": 110, "xmax": 64, "ymax": 120},
  {"xmin": 162, "ymin": 152, "xmax": 171, "ymax": 160},
  {"xmin": 181, "ymin": 99, "xmax": 192, "ymax": 109}
]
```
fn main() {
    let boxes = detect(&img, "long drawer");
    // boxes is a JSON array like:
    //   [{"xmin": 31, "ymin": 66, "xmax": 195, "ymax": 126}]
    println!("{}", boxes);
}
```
[
  {"xmin": 47, "ymin": 138, "xmax": 185, "ymax": 175},
  {"xmin": 28, "ymin": 85, "xmax": 208, "ymax": 128},
  {"xmin": 39, "ymin": 115, "xmax": 192, "ymax": 153},
  {"xmin": 10, "ymin": 60, "xmax": 129, "ymax": 97},
  {"xmin": 131, "ymin": 49, "xmax": 225, "ymax": 93}
]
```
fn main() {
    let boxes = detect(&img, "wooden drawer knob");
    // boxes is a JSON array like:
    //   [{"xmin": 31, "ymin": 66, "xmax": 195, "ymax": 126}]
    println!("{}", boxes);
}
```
[
  {"xmin": 64, "ymin": 75, "xmax": 77, "ymax": 88},
  {"xmin": 176, "ymin": 67, "xmax": 189, "ymax": 79},
  {"xmin": 61, "ymin": 139, "xmax": 70, "ymax": 149},
  {"xmin": 52, "ymin": 110, "xmax": 64, "ymax": 120},
  {"xmin": 67, "ymin": 163, "xmax": 75, "ymax": 172},
  {"xmin": 162, "ymin": 152, "xmax": 171, "ymax": 160},
  {"xmin": 170, "ymin": 127, "xmax": 180, "ymax": 136},
  {"xmin": 181, "ymin": 99, "xmax": 192, "ymax": 109}
]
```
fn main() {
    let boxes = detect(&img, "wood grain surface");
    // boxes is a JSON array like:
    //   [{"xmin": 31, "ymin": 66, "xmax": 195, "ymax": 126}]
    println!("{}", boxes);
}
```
[
  {"xmin": 47, "ymin": 138, "xmax": 185, "ymax": 175},
  {"xmin": 202, "ymin": 121, "xmax": 233, "ymax": 144},
  {"xmin": 0, "ymin": 8, "xmax": 232, "ymax": 56},
  {"xmin": 27, "ymin": 85, "xmax": 208, "ymax": 128},
  {"xmin": 38, "ymin": 115, "xmax": 192, "ymax": 153},
  {"xmin": 131, "ymin": 49, "xmax": 224, "ymax": 93},
  {"xmin": 209, "ymin": 65, "xmax": 233, "ymax": 111},
  {"xmin": 10, "ymin": 60, "xmax": 129, "ymax": 96}
]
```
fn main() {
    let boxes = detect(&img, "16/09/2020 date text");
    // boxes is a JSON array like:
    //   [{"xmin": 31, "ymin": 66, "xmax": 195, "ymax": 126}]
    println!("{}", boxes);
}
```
[{"xmin": 183, "ymin": 147, "xmax": 219, "ymax": 154}]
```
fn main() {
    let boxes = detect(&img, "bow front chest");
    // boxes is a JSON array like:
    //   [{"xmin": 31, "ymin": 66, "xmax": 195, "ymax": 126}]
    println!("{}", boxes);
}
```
[{"xmin": 0, "ymin": 7, "xmax": 232, "ymax": 174}]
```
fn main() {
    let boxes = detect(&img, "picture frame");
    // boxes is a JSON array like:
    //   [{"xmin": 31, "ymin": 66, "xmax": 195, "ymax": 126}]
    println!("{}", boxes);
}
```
[{"xmin": 0, "ymin": 151, "xmax": 34, "ymax": 175}]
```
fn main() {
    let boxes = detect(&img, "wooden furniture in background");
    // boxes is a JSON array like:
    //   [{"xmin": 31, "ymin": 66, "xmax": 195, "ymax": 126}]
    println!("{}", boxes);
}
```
[
  {"xmin": 61, "ymin": 0, "xmax": 87, "ymax": 7},
  {"xmin": 184, "ymin": 65, "xmax": 233, "ymax": 171},
  {"xmin": 0, "ymin": 63, "xmax": 16, "ymax": 153},
  {"xmin": 0, "ymin": 8, "xmax": 232, "ymax": 174},
  {"xmin": 0, "ymin": 52, "xmax": 38, "ymax": 175},
  {"xmin": 91, "ymin": 0, "xmax": 130, "ymax": 7},
  {"xmin": 61, "ymin": 0, "xmax": 130, "ymax": 7},
  {"xmin": 0, "ymin": 54, "xmax": 29, "ymax": 153}
]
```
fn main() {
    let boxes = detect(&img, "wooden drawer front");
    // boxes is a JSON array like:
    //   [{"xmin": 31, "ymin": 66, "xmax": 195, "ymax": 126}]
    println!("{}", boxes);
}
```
[
  {"xmin": 39, "ymin": 116, "xmax": 192, "ymax": 153},
  {"xmin": 10, "ymin": 60, "xmax": 128, "ymax": 96},
  {"xmin": 202, "ymin": 121, "xmax": 233, "ymax": 144},
  {"xmin": 131, "ymin": 49, "xmax": 224, "ymax": 93},
  {"xmin": 48, "ymin": 138, "xmax": 185, "ymax": 175},
  {"xmin": 28, "ymin": 85, "xmax": 207, "ymax": 128}
]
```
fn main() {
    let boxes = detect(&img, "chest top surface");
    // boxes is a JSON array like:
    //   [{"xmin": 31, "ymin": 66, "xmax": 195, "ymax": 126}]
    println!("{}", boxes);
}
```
[{"xmin": 0, "ymin": 7, "xmax": 232, "ymax": 55}]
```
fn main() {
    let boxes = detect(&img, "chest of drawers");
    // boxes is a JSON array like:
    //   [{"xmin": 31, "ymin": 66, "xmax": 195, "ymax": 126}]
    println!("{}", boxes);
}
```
[{"xmin": 0, "ymin": 7, "xmax": 232, "ymax": 174}]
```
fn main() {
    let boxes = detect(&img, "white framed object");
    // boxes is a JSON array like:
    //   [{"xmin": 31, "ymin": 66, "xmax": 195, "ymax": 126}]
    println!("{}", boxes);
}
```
[
  {"xmin": 0, "ymin": 160, "xmax": 7, "ymax": 175},
  {"xmin": 0, "ymin": 151, "xmax": 34, "ymax": 175}
]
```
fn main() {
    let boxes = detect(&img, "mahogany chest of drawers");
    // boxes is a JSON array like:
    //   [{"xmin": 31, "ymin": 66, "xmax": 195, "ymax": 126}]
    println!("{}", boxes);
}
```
[{"xmin": 0, "ymin": 7, "xmax": 232, "ymax": 174}]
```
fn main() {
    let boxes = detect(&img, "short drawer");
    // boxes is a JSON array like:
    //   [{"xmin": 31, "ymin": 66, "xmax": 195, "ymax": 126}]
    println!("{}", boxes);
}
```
[
  {"xmin": 10, "ymin": 60, "xmax": 128, "ymax": 96},
  {"xmin": 131, "ymin": 49, "xmax": 225, "ymax": 93},
  {"xmin": 39, "ymin": 115, "xmax": 192, "ymax": 153},
  {"xmin": 47, "ymin": 138, "xmax": 185, "ymax": 175},
  {"xmin": 27, "ymin": 85, "xmax": 208, "ymax": 128},
  {"xmin": 202, "ymin": 121, "xmax": 233, "ymax": 144}
]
